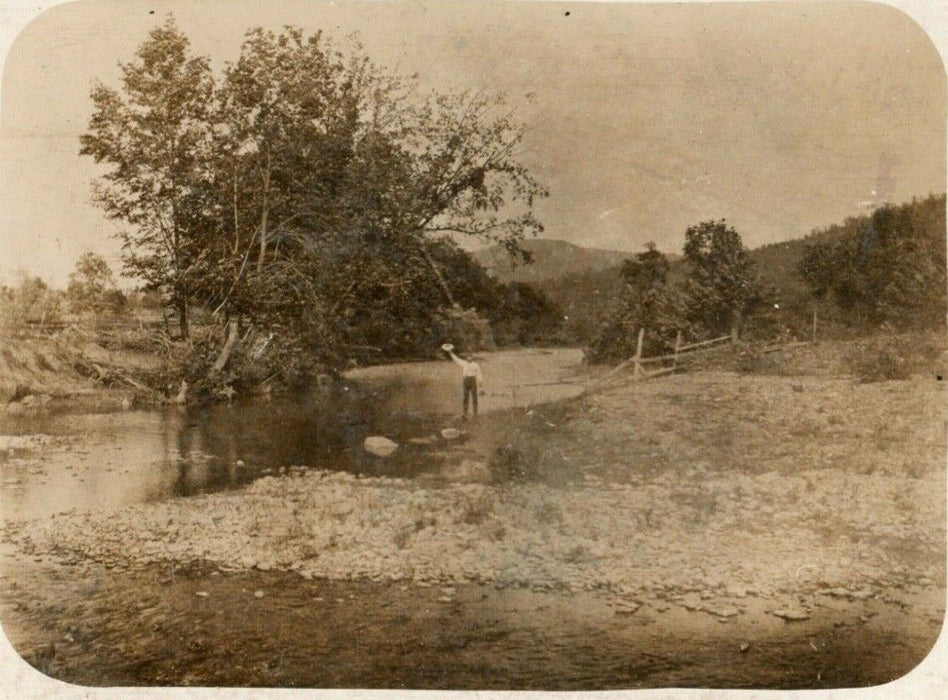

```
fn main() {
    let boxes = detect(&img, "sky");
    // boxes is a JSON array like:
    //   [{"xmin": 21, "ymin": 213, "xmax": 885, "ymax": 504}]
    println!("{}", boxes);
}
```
[{"xmin": 0, "ymin": 0, "xmax": 945, "ymax": 287}]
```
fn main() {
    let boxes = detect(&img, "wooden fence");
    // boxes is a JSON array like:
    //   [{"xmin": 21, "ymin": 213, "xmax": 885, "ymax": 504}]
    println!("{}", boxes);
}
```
[{"xmin": 589, "ymin": 329, "xmax": 733, "ymax": 389}]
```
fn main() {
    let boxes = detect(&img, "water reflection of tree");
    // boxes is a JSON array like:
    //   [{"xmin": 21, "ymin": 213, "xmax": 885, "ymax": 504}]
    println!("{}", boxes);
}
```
[{"xmin": 165, "ymin": 381, "xmax": 450, "ymax": 495}]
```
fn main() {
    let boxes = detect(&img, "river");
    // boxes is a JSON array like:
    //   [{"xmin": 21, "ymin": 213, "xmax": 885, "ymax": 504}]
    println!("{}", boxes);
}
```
[{"xmin": 0, "ymin": 348, "xmax": 585, "ymax": 521}]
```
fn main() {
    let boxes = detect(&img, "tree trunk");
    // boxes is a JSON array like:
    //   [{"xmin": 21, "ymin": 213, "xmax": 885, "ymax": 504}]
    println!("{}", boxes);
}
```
[
  {"xmin": 257, "ymin": 152, "xmax": 272, "ymax": 275},
  {"xmin": 232, "ymin": 171, "xmax": 241, "ymax": 255},
  {"xmin": 258, "ymin": 204, "xmax": 269, "ymax": 274},
  {"xmin": 177, "ymin": 299, "xmax": 189, "ymax": 340},
  {"xmin": 211, "ymin": 320, "xmax": 239, "ymax": 373},
  {"xmin": 730, "ymin": 309, "xmax": 741, "ymax": 343},
  {"xmin": 418, "ymin": 239, "xmax": 456, "ymax": 307}
]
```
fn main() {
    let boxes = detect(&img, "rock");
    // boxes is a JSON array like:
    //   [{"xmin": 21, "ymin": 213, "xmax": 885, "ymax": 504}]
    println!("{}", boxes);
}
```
[
  {"xmin": 613, "ymin": 600, "xmax": 641, "ymax": 615},
  {"xmin": 726, "ymin": 584, "xmax": 748, "ymax": 598},
  {"xmin": 437, "ymin": 595, "xmax": 454, "ymax": 603},
  {"xmin": 364, "ymin": 436, "xmax": 398, "ymax": 457},
  {"xmin": 740, "ymin": 642, "xmax": 751, "ymax": 653},
  {"xmin": 706, "ymin": 606, "xmax": 739, "ymax": 618},
  {"xmin": 820, "ymin": 587, "xmax": 851, "ymax": 598},
  {"xmin": 195, "ymin": 591, "xmax": 209, "ymax": 598},
  {"xmin": 440, "ymin": 428, "xmax": 462, "ymax": 440},
  {"xmin": 254, "ymin": 590, "xmax": 264, "ymax": 598},
  {"xmin": 681, "ymin": 593, "xmax": 703, "ymax": 611},
  {"xmin": 772, "ymin": 609, "xmax": 809, "ymax": 621}
]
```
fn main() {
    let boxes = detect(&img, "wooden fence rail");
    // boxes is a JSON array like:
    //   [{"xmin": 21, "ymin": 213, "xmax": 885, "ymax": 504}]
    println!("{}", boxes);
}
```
[
  {"xmin": 637, "ymin": 336, "xmax": 731, "ymax": 365},
  {"xmin": 591, "ymin": 329, "xmax": 734, "ymax": 390}
]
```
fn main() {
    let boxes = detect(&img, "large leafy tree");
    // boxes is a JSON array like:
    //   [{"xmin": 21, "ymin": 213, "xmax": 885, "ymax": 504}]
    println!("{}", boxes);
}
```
[
  {"xmin": 79, "ymin": 17, "xmax": 215, "ymax": 338},
  {"xmin": 81, "ymin": 20, "xmax": 547, "ymax": 366},
  {"xmin": 682, "ymin": 220, "xmax": 763, "ymax": 338},
  {"xmin": 66, "ymin": 252, "xmax": 125, "ymax": 316},
  {"xmin": 590, "ymin": 243, "xmax": 686, "ymax": 362},
  {"xmin": 207, "ymin": 27, "xmax": 547, "ymax": 357}
]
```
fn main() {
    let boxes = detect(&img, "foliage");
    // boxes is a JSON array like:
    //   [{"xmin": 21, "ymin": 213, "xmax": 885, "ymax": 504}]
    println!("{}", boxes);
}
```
[
  {"xmin": 489, "ymin": 283, "xmax": 564, "ymax": 346},
  {"xmin": 682, "ymin": 220, "xmax": 767, "ymax": 338},
  {"xmin": 80, "ymin": 19, "xmax": 547, "ymax": 374},
  {"xmin": 439, "ymin": 306, "xmax": 495, "ymax": 354},
  {"xmin": 798, "ymin": 195, "xmax": 946, "ymax": 330},
  {"xmin": 0, "ymin": 276, "xmax": 63, "ymax": 329},
  {"xmin": 79, "ymin": 17, "xmax": 216, "ymax": 338},
  {"xmin": 66, "ymin": 253, "xmax": 126, "ymax": 316},
  {"xmin": 588, "ymin": 244, "xmax": 688, "ymax": 363}
]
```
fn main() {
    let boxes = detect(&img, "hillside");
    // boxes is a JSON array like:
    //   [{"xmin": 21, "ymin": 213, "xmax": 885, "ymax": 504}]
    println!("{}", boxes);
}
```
[
  {"xmin": 523, "ymin": 194, "xmax": 946, "ymax": 343},
  {"xmin": 472, "ymin": 239, "xmax": 636, "ymax": 284},
  {"xmin": 534, "ymin": 237, "xmax": 852, "ymax": 343}
]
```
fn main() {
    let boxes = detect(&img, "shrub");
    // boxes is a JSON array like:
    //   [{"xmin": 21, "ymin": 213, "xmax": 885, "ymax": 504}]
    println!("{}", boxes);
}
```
[{"xmin": 845, "ymin": 332, "xmax": 945, "ymax": 382}]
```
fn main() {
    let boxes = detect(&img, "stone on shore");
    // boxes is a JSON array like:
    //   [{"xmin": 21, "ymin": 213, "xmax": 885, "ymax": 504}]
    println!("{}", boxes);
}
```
[{"xmin": 364, "ymin": 436, "xmax": 398, "ymax": 457}]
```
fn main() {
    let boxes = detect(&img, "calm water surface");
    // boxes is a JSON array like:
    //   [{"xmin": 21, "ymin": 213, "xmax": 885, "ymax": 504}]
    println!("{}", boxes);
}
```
[{"xmin": 0, "ymin": 349, "xmax": 584, "ymax": 520}]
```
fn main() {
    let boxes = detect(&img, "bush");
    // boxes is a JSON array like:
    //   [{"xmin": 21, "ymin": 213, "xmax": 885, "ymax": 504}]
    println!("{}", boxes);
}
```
[{"xmin": 845, "ymin": 332, "xmax": 945, "ymax": 382}]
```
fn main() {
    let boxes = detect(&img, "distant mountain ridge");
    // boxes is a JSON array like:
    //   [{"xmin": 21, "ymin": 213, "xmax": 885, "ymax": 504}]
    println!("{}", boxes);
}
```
[
  {"xmin": 482, "ymin": 194, "xmax": 946, "ymax": 342},
  {"xmin": 472, "ymin": 239, "xmax": 663, "ymax": 284},
  {"xmin": 523, "ymin": 233, "xmax": 843, "ymax": 342}
]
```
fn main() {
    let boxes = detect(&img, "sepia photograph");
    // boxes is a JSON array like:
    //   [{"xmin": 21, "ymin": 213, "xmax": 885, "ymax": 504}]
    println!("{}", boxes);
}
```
[{"xmin": 0, "ymin": 0, "xmax": 945, "ymax": 692}]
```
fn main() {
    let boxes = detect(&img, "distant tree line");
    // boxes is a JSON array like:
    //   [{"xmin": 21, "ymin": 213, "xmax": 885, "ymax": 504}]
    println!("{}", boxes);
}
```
[
  {"xmin": 590, "ymin": 221, "xmax": 770, "ymax": 362},
  {"xmin": 78, "ymin": 17, "xmax": 550, "ymax": 372},
  {"xmin": 0, "ymin": 253, "xmax": 134, "ymax": 330},
  {"xmin": 589, "ymin": 194, "xmax": 946, "ymax": 364},
  {"xmin": 797, "ymin": 194, "xmax": 946, "ymax": 331}
]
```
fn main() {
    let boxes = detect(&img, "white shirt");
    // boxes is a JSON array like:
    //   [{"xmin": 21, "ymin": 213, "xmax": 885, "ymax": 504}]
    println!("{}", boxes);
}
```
[{"xmin": 450, "ymin": 353, "xmax": 484, "ymax": 383}]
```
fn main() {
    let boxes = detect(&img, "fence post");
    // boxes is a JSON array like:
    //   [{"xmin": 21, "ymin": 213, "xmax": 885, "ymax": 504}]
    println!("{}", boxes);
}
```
[
  {"xmin": 811, "ymin": 307, "xmax": 818, "ymax": 344},
  {"xmin": 673, "ymin": 330, "xmax": 682, "ymax": 368},
  {"xmin": 633, "ymin": 327, "xmax": 645, "ymax": 381}
]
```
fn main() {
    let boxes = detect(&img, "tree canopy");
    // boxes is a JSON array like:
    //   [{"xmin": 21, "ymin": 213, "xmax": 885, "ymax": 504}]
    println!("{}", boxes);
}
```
[
  {"xmin": 589, "ymin": 243, "xmax": 686, "ymax": 362},
  {"xmin": 66, "ymin": 253, "xmax": 125, "ymax": 316},
  {"xmin": 797, "ymin": 195, "xmax": 946, "ymax": 330},
  {"xmin": 80, "ymin": 18, "xmax": 547, "ymax": 363},
  {"xmin": 682, "ymin": 220, "xmax": 765, "ymax": 338}
]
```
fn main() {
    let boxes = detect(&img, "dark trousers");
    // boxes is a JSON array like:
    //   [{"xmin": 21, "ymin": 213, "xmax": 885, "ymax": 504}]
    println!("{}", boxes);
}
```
[{"xmin": 462, "ymin": 376, "xmax": 478, "ymax": 417}]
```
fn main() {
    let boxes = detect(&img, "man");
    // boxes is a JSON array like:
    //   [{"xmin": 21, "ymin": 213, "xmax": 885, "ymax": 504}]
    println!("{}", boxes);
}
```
[{"xmin": 444, "ymin": 347, "xmax": 484, "ymax": 418}]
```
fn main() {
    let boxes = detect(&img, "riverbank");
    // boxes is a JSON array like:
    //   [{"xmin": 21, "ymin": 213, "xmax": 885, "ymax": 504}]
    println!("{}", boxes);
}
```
[
  {"xmin": 0, "ymin": 332, "xmax": 165, "ymax": 415},
  {"xmin": 1, "ymin": 360, "xmax": 944, "ymax": 688}
]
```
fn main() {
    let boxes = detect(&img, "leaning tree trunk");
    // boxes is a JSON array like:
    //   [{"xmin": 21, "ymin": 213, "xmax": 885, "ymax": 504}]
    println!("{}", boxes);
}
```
[
  {"xmin": 211, "ymin": 319, "xmax": 239, "ymax": 374},
  {"xmin": 417, "ymin": 239, "xmax": 456, "ymax": 307}
]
